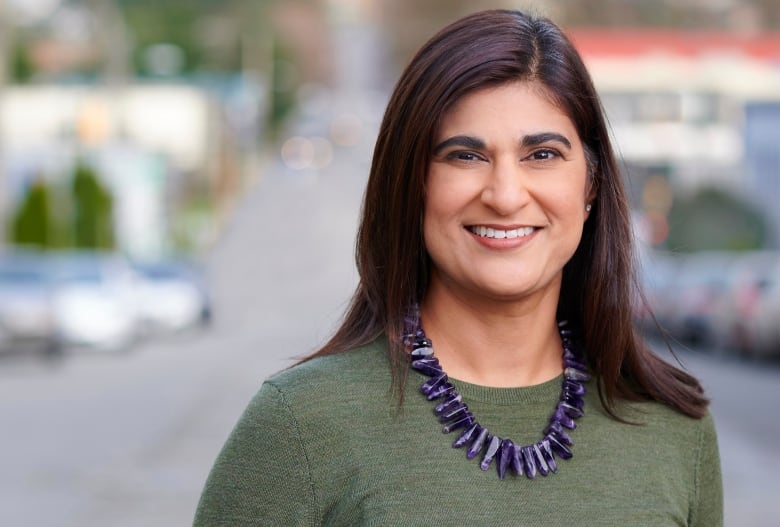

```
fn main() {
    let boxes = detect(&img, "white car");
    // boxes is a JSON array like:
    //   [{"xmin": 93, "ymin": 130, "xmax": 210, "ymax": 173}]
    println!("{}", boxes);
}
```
[
  {"xmin": 131, "ymin": 259, "xmax": 212, "ymax": 334},
  {"xmin": 50, "ymin": 252, "xmax": 141, "ymax": 352},
  {"xmin": 0, "ymin": 251, "xmax": 58, "ymax": 355}
]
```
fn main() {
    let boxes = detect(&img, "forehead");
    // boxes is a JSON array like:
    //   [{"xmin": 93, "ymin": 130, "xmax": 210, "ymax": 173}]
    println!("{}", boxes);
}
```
[{"xmin": 437, "ymin": 81, "xmax": 576, "ymax": 135}]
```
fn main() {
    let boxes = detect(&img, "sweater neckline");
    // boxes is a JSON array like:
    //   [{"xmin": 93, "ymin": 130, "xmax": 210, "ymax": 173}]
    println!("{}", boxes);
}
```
[{"xmin": 448, "ymin": 374, "xmax": 564, "ymax": 406}]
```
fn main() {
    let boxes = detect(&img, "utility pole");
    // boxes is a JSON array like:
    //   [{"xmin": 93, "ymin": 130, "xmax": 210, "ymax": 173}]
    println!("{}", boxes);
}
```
[
  {"xmin": 88, "ymin": 0, "xmax": 129, "ymax": 88},
  {"xmin": 0, "ymin": 1, "xmax": 9, "ymax": 246}
]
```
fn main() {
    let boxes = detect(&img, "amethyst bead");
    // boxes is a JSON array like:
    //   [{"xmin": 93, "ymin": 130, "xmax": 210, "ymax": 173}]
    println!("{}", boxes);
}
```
[
  {"xmin": 563, "ymin": 393, "xmax": 585, "ymax": 409},
  {"xmin": 438, "ymin": 404, "xmax": 469, "ymax": 423},
  {"xmin": 510, "ymin": 442, "xmax": 524, "ymax": 476},
  {"xmin": 426, "ymin": 382, "xmax": 455, "ymax": 400},
  {"xmin": 564, "ymin": 367, "xmax": 591, "ymax": 382},
  {"xmin": 480, "ymin": 435, "xmax": 501, "ymax": 471},
  {"xmin": 421, "ymin": 374, "xmax": 448, "ymax": 396},
  {"xmin": 564, "ymin": 358, "xmax": 588, "ymax": 370},
  {"xmin": 453, "ymin": 423, "xmax": 481, "ymax": 448},
  {"xmin": 552, "ymin": 406, "xmax": 576, "ymax": 430},
  {"xmin": 466, "ymin": 427, "xmax": 489, "ymax": 459},
  {"xmin": 497, "ymin": 439, "xmax": 514, "ymax": 479},
  {"xmin": 532, "ymin": 443, "xmax": 550, "ymax": 476},
  {"xmin": 546, "ymin": 433, "xmax": 573, "ymax": 459},
  {"xmin": 410, "ymin": 346, "xmax": 435, "ymax": 360},
  {"xmin": 412, "ymin": 338, "xmax": 433, "ymax": 349},
  {"xmin": 442, "ymin": 413, "xmax": 475, "ymax": 433},
  {"xmin": 411, "ymin": 359, "xmax": 442, "ymax": 376},
  {"xmin": 538, "ymin": 439, "xmax": 558, "ymax": 473},
  {"xmin": 521, "ymin": 445, "xmax": 538, "ymax": 479},
  {"xmin": 546, "ymin": 421, "xmax": 574, "ymax": 445},
  {"xmin": 434, "ymin": 394, "xmax": 463, "ymax": 416},
  {"xmin": 563, "ymin": 379, "xmax": 586, "ymax": 396},
  {"xmin": 560, "ymin": 401, "xmax": 584, "ymax": 419}
]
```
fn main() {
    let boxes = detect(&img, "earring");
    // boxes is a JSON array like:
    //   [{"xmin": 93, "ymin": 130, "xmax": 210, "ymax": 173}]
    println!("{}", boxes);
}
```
[{"xmin": 585, "ymin": 204, "xmax": 592, "ymax": 212}]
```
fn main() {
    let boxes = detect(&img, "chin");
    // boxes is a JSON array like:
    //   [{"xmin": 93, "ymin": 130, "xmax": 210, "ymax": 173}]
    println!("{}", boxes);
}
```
[
  {"xmin": 470, "ymin": 282, "xmax": 541, "ymax": 302},
  {"xmin": 468, "ymin": 271, "xmax": 561, "ymax": 302}
]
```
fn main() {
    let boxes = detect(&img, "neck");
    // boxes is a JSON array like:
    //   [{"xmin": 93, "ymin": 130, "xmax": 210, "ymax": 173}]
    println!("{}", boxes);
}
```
[{"xmin": 420, "ymin": 282, "xmax": 563, "ymax": 388}]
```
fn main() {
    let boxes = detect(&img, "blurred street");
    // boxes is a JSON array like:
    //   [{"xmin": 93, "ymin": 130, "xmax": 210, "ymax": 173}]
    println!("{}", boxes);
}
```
[
  {"xmin": 0, "ymin": 115, "xmax": 371, "ymax": 526},
  {"xmin": 1, "ymin": 2, "xmax": 779, "ymax": 526},
  {"xmin": 0, "ymin": 115, "xmax": 779, "ymax": 526}
]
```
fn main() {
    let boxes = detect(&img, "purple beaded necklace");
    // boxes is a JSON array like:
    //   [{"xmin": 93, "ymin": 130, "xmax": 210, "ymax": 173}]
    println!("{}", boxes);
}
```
[{"xmin": 404, "ymin": 308, "xmax": 591, "ymax": 479}]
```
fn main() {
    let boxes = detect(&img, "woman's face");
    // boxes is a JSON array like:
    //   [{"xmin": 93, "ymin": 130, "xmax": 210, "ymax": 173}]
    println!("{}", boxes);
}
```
[{"xmin": 423, "ymin": 81, "xmax": 593, "ymax": 305}]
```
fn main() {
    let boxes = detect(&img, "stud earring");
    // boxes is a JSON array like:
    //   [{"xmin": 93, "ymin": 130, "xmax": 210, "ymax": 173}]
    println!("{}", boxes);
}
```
[{"xmin": 585, "ymin": 204, "xmax": 592, "ymax": 212}]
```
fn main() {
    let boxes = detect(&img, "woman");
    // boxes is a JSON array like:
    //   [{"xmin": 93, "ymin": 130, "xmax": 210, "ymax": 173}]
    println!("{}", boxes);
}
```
[{"xmin": 195, "ymin": 9, "xmax": 722, "ymax": 526}]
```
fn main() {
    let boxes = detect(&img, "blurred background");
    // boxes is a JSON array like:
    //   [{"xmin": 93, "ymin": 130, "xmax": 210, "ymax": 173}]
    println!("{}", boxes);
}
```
[{"xmin": 0, "ymin": 0, "xmax": 778, "ymax": 525}]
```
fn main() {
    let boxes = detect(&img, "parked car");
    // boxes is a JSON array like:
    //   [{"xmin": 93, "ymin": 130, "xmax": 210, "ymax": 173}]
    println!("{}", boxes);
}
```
[
  {"xmin": 656, "ymin": 251, "xmax": 738, "ymax": 347},
  {"xmin": 0, "ymin": 250, "xmax": 58, "ymax": 355},
  {"xmin": 741, "ymin": 255, "xmax": 780, "ymax": 358},
  {"xmin": 131, "ymin": 258, "xmax": 212, "ymax": 335},
  {"xmin": 708, "ymin": 251, "xmax": 780, "ymax": 355},
  {"xmin": 49, "ymin": 251, "xmax": 141, "ymax": 352},
  {"xmin": 635, "ymin": 248, "xmax": 678, "ymax": 335}
]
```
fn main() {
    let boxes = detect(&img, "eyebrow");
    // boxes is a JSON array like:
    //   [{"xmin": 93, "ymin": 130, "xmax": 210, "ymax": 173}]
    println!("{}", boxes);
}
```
[
  {"xmin": 521, "ymin": 132, "xmax": 572, "ymax": 150},
  {"xmin": 433, "ymin": 132, "xmax": 572, "ymax": 155},
  {"xmin": 432, "ymin": 135, "xmax": 485, "ymax": 155}
]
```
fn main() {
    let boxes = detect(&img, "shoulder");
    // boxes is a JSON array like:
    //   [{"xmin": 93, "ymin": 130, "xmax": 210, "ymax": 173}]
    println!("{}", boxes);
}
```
[
  {"xmin": 630, "ymin": 404, "xmax": 722, "ymax": 525},
  {"xmin": 265, "ymin": 337, "xmax": 390, "ymax": 393},
  {"xmin": 582, "ymin": 395, "xmax": 720, "ymax": 483},
  {"xmin": 636, "ymin": 399, "xmax": 717, "ymax": 439},
  {"xmin": 194, "ymin": 338, "xmax": 396, "ymax": 525},
  {"xmin": 602, "ymin": 397, "xmax": 718, "ymax": 447},
  {"xmin": 253, "ymin": 337, "xmax": 393, "ymax": 422},
  {"xmin": 572, "ymin": 397, "xmax": 721, "ymax": 524}
]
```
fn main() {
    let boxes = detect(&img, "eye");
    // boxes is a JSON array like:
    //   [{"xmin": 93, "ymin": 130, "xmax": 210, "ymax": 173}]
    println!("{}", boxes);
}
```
[
  {"xmin": 526, "ymin": 148, "xmax": 561, "ymax": 161},
  {"xmin": 445, "ymin": 151, "xmax": 485, "ymax": 163}
]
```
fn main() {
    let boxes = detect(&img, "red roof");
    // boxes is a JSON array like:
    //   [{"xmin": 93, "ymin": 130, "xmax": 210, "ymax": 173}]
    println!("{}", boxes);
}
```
[{"xmin": 566, "ymin": 29, "xmax": 780, "ymax": 62}]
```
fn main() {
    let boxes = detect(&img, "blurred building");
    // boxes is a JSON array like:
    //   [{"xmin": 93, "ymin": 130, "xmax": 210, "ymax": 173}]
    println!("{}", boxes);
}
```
[
  {"xmin": 0, "ymin": 0, "xmax": 267, "ymax": 257},
  {"xmin": 571, "ymin": 29, "xmax": 780, "ymax": 246},
  {"xmin": 0, "ymin": 79, "xmax": 261, "ymax": 257}
]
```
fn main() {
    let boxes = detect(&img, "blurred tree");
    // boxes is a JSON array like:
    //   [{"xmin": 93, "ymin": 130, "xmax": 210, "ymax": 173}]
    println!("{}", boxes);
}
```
[
  {"xmin": 8, "ymin": 178, "xmax": 54, "ymax": 248},
  {"xmin": 118, "ymin": 0, "xmax": 245, "ymax": 75},
  {"xmin": 267, "ymin": 36, "xmax": 297, "ymax": 140},
  {"xmin": 666, "ymin": 185, "xmax": 767, "ymax": 252},
  {"xmin": 71, "ymin": 162, "xmax": 115, "ymax": 249},
  {"xmin": 11, "ymin": 39, "xmax": 35, "ymax": 83}
]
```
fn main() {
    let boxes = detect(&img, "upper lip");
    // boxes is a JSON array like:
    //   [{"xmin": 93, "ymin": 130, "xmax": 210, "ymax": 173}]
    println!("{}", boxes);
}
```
[{"xmin": 466, "ymin": 223, "xmax": 538, "ymax": 230}]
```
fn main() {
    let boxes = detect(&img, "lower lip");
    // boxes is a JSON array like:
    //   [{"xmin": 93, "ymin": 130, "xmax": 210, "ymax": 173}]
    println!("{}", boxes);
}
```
[{"xmin": 467, "ymin": 228, "xmax": 538, "ymax": 249}]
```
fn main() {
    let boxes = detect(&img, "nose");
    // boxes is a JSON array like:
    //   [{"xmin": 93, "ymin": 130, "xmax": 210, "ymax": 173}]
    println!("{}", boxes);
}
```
[{"xmin": 480, "ymin": 158, "xmax": 531, "ymax": 215}]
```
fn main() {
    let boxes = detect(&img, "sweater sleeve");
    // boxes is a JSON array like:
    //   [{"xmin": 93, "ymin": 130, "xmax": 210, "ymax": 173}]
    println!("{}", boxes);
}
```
[
  {"xmin": 193, "ymin": 381, "xmax": 318, "ymax": 526},
  {"xmin": 689, "ymin": 412, "xmax": 723, "ymax": 527}
]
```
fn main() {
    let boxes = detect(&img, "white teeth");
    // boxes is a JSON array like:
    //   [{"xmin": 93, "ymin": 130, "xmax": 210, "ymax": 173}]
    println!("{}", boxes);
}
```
[{"xmin": 470, "ymin": 226, "xmax": 535, "ymax": 239}]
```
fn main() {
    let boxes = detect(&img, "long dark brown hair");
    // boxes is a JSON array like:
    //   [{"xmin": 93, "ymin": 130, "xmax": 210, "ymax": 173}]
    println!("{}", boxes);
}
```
[{"xmin": 305, "ymin": 9, "xmax": 708, "ymax": 419}]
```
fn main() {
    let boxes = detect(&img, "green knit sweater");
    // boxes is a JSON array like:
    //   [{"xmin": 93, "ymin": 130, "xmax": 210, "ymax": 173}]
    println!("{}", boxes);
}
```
[{"xmin": 194, "ymin": 339, "xmax": 722, "ymax": 526}]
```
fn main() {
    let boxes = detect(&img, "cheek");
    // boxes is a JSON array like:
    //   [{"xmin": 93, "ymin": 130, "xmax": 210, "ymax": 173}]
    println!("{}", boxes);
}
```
[
  {"xmin": 424, "ymin": 176, "xmax": 466, "ymax": 226},
  {"xmin": 422, "ymin": 181, "xmax": 469, "ymax": 257},
  {"xmin": 549, "ymin": 172, "xmax": 591, "ymax": 217},
  {"xmin": 540, "ymin": 185, "xmax": 587, "ymax": 220}
]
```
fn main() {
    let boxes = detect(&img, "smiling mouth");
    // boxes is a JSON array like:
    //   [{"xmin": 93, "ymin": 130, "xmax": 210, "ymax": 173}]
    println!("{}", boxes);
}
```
[{"xmin": 467, "ymin": 226, "xmax": 537, "ymax": 239}]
